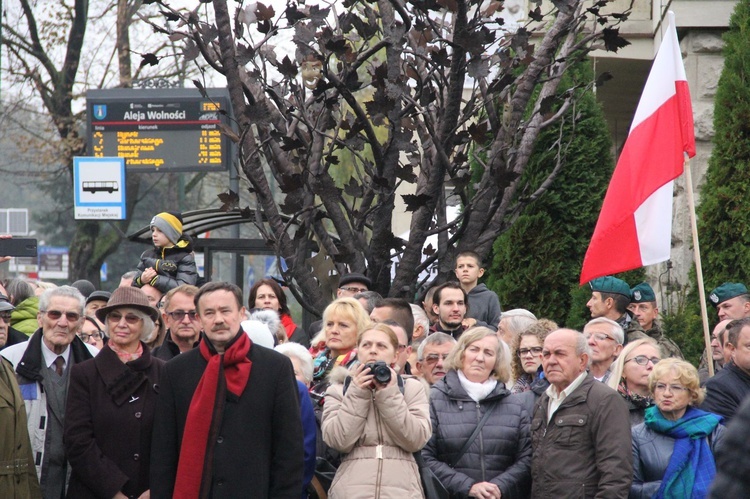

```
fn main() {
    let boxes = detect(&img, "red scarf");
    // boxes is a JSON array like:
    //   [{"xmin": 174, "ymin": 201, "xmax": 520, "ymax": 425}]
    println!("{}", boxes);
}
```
[
  {"xmin": 280, "ymin": 313, "xmax": 297, "ymax": 339},
  {"xmin": 173, "ymin": 332, "xmax": 252, "ymax": 498}
]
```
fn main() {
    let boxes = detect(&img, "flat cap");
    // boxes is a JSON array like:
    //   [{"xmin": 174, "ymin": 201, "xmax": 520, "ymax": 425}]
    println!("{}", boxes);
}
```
[{"xmin": 338, "ymin": 273, "xmax": 371, "ymax": 289}]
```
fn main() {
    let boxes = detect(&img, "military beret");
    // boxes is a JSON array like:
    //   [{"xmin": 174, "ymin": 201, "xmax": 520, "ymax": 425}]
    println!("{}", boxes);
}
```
[
  {"xmin": 709, "ymin": 282, "xmax": 748, "ymax": 307},
  {"xmin": 630, "ymin": 282, "xmax": 656, "ymax": 303},
  {"xmin": 589, "ymin": 276, "xmax": 631, "ymax": 298},
  {"xmin": 338, "ymin": 273, "xmax": 371, "ymax": 289}
]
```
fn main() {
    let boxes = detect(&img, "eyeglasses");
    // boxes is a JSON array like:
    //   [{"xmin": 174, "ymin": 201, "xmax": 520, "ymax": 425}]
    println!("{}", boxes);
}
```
[
  {"xmin": 78, "ymin": 332, "xmax": 102, "ymax": 342},
  {"xmin": 340, "ymin": 286, "xmax": 368, "ymax": 293},
  {"xmin": 583, "ymin": 332, "xmax": 616, "ymax": 342},
  {"xmin": 518, "ymin": 347, "xmax": 543, "ymax": 358},
  {"xmin": 423, "ymin": 353, "xmax": 449, "ymax": 363},
  {"xmin": 625, "ymin": 355, "xmax": 660, "ymax": 366},
  {"xmin": 0, "ymin": 311, "xmax": 11, "ymax": 323},
  {"xmin": 654, "ymin": 383, "xmax": 689, "ymax": 394},
  {"xmin": 42, "ymin": 310, "xmax": 81, "ymax": 322},
  {"xmin": 166, "ymin": 310, "xmax": 198, "ymax": 322},
  {"xmin": 107, "ymin": 312, "xmax": 142, "ymax": 325},
  {"xmin": 397, "ymin": 344, "xmax": 408, "ymax": 351}
]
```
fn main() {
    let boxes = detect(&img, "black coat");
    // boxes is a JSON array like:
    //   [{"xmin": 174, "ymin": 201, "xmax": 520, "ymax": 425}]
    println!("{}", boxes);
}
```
[
  {"xmin": 701, "ymin": 362, "xmax": 750, "ymax": 422},
  {"xmin": 150, "ymin": 334, "xmax": 304, "ymax": 499},
  {"xmin": 710, "ymin": 396, "xmax": 750, "ymax": 498},
  {"xmin": 0, "ymin": 325, "xmax": 28, "ymax": 351},
  {"xmin": 64, "ymin": 343, "xmax": 164, "ymax": 499},
  {"xmin": 422, "ymin": 370, "xmax": 532, "ymax": 498}
]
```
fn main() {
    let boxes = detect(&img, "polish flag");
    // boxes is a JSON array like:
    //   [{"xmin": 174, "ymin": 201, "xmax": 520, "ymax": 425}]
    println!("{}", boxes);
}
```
[{"xmin": 580, "ymin": 12, "xmax": 695, "ymax": 284}]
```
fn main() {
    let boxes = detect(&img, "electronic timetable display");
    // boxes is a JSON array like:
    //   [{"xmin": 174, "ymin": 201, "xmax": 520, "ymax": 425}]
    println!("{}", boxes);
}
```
[{"xmin": 86, "ymin": 88, "xmax": 232, "ymax": 172}]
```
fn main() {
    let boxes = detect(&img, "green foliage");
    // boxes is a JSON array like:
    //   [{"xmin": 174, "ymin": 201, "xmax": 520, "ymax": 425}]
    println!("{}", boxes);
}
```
[
  {"xmin": 672, "ymin": 0, "xmax": 750, "ymax": 355},
  {"xmin": 696, "ymin": 0, "xmax": 750, "ymax": 289},
  {"xmin": 486, "ymin": 59, "xmax": 626, "ymax": 325}
]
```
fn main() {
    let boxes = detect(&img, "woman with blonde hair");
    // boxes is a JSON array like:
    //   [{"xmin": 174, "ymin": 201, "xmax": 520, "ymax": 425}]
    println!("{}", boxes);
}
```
[
  {"xmin": 423, "ymin": 326, "xmax": 531, "ymax": 498},
  {"xmin": 630, "ymin": 358, "xmax": 724, "ymax": 498},
  {"xmin": 607, "ymin": 338, "xmax": 661, "ymax": 426},
  {"xmin": 322, "ymin": 323, "xmax": 431, "ymax": 498}
]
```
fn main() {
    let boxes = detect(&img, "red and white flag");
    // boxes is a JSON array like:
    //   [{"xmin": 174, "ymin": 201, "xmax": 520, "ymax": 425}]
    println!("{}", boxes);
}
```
[{"xmin": 580, "ymin": 11, "xmax": 695, "ymax": 284}]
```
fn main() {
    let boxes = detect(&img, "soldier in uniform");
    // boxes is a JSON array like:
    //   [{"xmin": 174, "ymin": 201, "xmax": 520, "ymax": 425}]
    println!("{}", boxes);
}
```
[
  {"xmin": 629, "ymin": 282, "xmax": 683, "ymax": 359},
  {"xmin": 586, "ymin": 276, "xmax": 647, "ymax": 345}
]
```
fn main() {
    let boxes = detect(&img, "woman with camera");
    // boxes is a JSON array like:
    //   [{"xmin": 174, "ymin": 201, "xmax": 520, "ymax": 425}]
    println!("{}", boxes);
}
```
[
  {"xmin": 322, "ymin": 323, "xmax": 431, "ymax": 498},
  {"xmin": 423, "ymin": 326, "xmax": 532, "ymax": 499}
]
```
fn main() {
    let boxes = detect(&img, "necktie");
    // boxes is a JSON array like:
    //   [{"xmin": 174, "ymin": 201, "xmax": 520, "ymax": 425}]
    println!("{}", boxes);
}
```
[{"xmin": 54, "ymin": 356, "xmax": 65, "ymax": 376}]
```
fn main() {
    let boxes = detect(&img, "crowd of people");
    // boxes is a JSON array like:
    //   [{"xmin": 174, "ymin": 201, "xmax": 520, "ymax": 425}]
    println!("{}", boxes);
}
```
[{"xmin": 1, "ymin": 215, "xmax": 750, "ymax": 498}]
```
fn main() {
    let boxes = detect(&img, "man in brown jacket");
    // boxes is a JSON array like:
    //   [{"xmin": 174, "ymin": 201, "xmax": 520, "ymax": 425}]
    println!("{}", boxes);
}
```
[{"xmin": 531, "ymin": 329, "xmax": 632, "ymax": 498}]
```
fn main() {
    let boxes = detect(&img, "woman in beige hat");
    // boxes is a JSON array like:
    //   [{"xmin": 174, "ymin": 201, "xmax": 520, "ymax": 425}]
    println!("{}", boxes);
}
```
[{"xmin": 63, "ymin": 287, "xmax": 165, "ymax": 499}]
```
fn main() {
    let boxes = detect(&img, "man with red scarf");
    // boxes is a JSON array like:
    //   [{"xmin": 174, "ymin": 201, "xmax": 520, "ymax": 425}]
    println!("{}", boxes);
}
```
[{"xmin": 150, "ymin": 282, "xmax": 303, "ymax": 498}]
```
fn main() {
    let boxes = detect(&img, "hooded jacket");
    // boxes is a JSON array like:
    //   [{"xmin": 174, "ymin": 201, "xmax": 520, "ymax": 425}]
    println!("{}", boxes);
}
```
[
  {"xmin": 466, "ymin": 284, "xmax": 502, "ymax": 331},
  {"xmin": 321, "ymin": 367, "xmax": 431, "ymax": 499},
  {"xmin": 422, "ymin": 370, "xmax": 532, "ymax": 498}
]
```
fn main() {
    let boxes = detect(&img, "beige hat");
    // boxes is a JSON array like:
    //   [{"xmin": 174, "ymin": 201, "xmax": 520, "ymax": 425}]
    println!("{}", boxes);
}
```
[{"xmin": 95, "ymin": 286, "xmax": 159, "ymax": 323}]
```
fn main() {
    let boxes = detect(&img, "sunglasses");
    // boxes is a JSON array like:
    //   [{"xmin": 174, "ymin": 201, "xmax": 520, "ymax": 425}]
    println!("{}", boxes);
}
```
[
  {"xmin": 0, "ymin": 311, "xmax": 11, "ymax": 323},
  {"xmin": 166, "ymin": 310, "xmax": 198, "ymax": 321},
  {"xmin": 107, "ymin": 312, "xmax": 143, "ymax": 325},
  {"xmin": 42, "ymin": 310, "xmax": 81, "ymax": 322}
]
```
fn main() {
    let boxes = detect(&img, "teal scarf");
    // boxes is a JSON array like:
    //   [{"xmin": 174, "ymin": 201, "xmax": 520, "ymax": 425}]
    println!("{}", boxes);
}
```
[{"xmin": 644, "ymin": 405, "xmax": 721, "ymax": 499}]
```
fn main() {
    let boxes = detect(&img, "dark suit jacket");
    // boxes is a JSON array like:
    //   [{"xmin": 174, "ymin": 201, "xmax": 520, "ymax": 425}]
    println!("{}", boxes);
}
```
[
  {"xmin": 64, "ymin": 344, "xmax": 164, "ymax": 499},
  {"xmin": 702, "ymin": 362, "xmax": 750, "ymax": 422},
  {"xmin": 150, "ymin": 333, "xmax": 304, "ymax": 499}
]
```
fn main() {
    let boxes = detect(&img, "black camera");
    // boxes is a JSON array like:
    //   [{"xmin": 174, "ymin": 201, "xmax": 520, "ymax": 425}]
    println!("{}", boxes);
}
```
[{"xmin": 364, "ymin": 361, "xmax": 392, "ymax": 384}]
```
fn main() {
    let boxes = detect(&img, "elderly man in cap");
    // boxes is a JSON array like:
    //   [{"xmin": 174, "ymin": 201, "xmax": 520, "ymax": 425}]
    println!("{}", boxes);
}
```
[
  {"xmin": 309, "ymin": 272, "xmax": 373, "ymax": 338},
  {"xmin": 709, "ymin": 282, "xmax": 750, "ymax": 321},
  {"xmin": 586, "ymin": 276, "xmax": 647, "ymax": 345},
  {"xmin": 628, "ymin": 282, "xmax": 683, "ymax": 358}
]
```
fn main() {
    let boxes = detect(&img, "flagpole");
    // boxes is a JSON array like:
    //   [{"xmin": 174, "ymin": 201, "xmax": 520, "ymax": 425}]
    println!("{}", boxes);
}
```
[{"xmin": 684, "ymin": 153, "xmax": 713, "ymax": 377}]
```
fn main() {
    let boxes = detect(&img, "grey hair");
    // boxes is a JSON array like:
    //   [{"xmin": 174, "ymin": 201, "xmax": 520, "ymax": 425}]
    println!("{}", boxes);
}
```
[
  {"xmin": 353, "ymin": 291, "xmax": 383, "ymax": 314},
  {"xmin": 410, "ymin": 304, "xmax": 430, "ymax": 335},
  {"xmin": 103, "ymin": 307, "xmax": 155, "ymax": 341},
  {"xmin": 584, "ymin": 317, "xmax": 624, "ymax": 345},
  {"xmin": 500, "ymin": 309, "xmax": 537, "ymax": 335},
  {"xmin": 275, "ymin": 342, "xmax": 314, "ymax": 384},
  {"xmin": 39, "ymin": 286, "xmax": 85, "ymax": 314},
  {"xmin": 121, "ymin": 270, "xmax": 139, "ymax": 280},
  {"xmin": 417, "ymin": 331, "xmax": 457, "ymax": 361},
  {"xmin": 575, "ymin": 331, "xmax": 591, "ymax": 356}
]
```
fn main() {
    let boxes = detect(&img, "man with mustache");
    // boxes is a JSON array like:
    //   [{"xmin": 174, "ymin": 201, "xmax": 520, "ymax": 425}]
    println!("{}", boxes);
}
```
[{"xmin": 150, "ymin": 282, "xmax": 303, "ymax": 498}]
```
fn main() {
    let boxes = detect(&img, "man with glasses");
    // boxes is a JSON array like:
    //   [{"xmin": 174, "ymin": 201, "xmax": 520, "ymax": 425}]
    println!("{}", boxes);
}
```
[
  {"xmin": 703, "ymin": 317, "xmax": 750, "ymax": 422},
  {"xmin": 153, "ymin": 284, "xmax": 201, "ymax": 361},
  {"xmin": 1, "ymin": 286, "xmax": 98, "ymax": 498},
  {"xmin": 415, "ymin": 332, "xmax": 456, "ymax": 385},
  {"xmin": 583, "ymin": 317, "xmax": 624, "ymax": 383}
]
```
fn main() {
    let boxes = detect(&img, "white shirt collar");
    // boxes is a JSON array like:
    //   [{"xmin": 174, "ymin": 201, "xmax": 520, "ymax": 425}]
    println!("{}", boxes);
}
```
[
  {"xmin": 41, "ymin": 337, "xmax": 71, "ymax": 368},
  {"xmin": 546, "ymin": 370, "xmax": 588, "ymax": 402}
]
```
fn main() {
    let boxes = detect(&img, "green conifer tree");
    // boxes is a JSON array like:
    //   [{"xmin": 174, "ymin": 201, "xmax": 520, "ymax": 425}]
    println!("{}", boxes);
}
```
[{"xmin": 486, "ymin": 60, "xmax": 643, "ymax": 327}]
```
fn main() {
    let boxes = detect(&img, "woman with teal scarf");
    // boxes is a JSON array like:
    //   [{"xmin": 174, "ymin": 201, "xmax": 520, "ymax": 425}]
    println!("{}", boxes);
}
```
[{"xmin": 630, "ymin": 358, "xmax": 724, "ymax": 499}]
